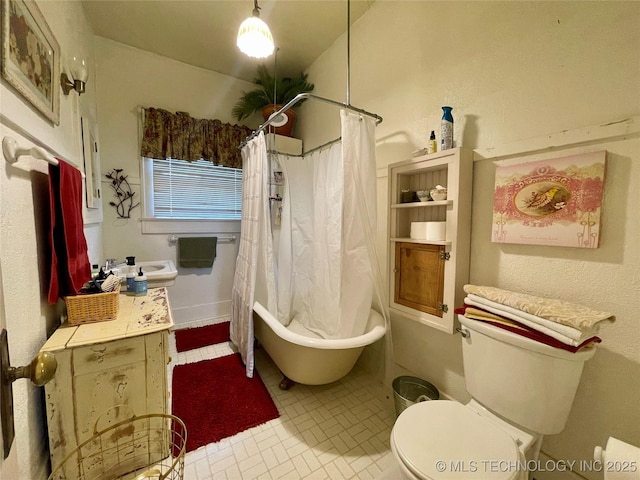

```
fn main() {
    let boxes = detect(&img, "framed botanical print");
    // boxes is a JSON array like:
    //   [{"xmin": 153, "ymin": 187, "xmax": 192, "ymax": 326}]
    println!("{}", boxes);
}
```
[{"xmin": 1, "ymin": 0, "xmax": 60, "ymax": 124}]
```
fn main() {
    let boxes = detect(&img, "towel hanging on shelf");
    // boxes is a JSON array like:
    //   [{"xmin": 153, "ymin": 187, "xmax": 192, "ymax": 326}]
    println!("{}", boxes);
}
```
[{"xmin": 178, "ymin": 237, "xmax": 217, "ymax": 268}]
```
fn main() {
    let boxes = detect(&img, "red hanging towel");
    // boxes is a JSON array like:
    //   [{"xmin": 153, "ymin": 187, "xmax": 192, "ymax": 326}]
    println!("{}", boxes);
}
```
[{"xmin": 48, "ymin": 159, "xmax": 91, "ymax": 304}]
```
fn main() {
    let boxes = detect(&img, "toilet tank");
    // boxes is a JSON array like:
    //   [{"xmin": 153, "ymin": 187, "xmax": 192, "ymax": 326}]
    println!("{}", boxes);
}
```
[{"xmin": 459, "ymin": 315, "xmax": 596, "ymax": 435}]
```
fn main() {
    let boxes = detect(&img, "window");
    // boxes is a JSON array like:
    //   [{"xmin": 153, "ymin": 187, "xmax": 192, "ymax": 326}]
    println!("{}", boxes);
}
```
[
  {"xmin": 141, "ymin": 157, "xmax": 242, "ymax": 233},
  {"xmin": 149, "ymin": 158, "xmax": 242, "ymax": 219}
]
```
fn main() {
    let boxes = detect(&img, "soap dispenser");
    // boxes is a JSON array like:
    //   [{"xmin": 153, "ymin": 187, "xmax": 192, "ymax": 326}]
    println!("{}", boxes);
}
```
[
  {"xmin": 134, "ymin": 267, "xmax": 147, "ymax": 296},
  {"xmin": 125, "ymin": 256, "xmax": 136, "ymax": 294}
]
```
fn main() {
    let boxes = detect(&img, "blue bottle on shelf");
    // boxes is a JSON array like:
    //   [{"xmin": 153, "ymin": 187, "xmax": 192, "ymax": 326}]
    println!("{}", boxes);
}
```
[{"xmin": 441, "ymin": 106, "xmax": 454, "ymax": 150}]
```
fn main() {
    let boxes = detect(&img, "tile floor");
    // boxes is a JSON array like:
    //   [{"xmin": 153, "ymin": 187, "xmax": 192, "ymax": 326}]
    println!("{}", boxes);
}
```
[{"xmin": 168, "ymin": 317, "xmax": 397, "ymax": 480}]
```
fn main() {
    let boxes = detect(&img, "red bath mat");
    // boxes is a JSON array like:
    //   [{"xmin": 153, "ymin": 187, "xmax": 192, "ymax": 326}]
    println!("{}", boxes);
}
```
[
  {"xmin": 172, "ymin": 353, "xmax": 279, "ymax": 452},
  {"xmin": 175, "ymin": 321, "xmax": 230, "ymax": 352}
]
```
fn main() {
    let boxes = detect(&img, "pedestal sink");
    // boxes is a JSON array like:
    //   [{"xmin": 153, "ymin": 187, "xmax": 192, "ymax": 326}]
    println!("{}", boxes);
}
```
[{"xmin": 116, "ymin": 260, "xmax": 178, "ymax": 287}]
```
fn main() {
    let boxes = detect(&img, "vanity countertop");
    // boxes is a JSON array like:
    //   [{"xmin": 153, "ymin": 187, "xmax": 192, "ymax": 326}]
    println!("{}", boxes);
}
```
[{"xmin": 42, "ymin": 287, "xmax": 174, "ymax": 352}]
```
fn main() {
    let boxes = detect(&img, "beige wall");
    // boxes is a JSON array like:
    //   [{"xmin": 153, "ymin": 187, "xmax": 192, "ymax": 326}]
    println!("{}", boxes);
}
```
[
  {"xmin": 0, "ymin": 1, "xmax": 100, "ymax": 478},
  {"xmin": 94, "ymin": 37, "xmax": 259, "ymax": 326},
  {"xmin": 2, "ymin": 1, "xmax": 636, "ymax": 477},
  {"xmin": 298, "ymin": 2, "xmax": 640, "ymax": 478}
]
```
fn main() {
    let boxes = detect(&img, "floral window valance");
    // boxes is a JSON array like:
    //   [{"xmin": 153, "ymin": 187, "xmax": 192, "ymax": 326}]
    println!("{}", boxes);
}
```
[{"xmin": 140, "ymin": 108, "xmax": 252, "ymax": 169}]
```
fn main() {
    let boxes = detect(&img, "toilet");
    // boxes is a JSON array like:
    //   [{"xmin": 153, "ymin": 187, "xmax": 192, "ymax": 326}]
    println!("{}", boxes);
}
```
[{"xmin": 389, "ymin": 314, "xmax": 597, "ymax": 480}]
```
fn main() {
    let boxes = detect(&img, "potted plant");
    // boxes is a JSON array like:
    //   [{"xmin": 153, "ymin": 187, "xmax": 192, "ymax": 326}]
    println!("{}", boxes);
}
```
[{"xmin": 232, "ymin": 64, "xmax": 314, "ymax": 137}]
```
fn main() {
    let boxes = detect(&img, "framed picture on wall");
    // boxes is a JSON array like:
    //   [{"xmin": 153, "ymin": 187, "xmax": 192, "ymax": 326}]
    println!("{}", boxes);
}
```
[
  {"xmin": 1, "ymin": 0, "xmax": 60, "ymax": 124},
  {"xmin": 492, "ymin": 150, "xmax": 606, "ymax": 248}
]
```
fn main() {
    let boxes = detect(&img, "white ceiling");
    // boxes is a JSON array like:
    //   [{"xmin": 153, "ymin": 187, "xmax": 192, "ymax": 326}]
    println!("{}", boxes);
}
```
[{"xmin": 82, "ymin": 0, "xmax": 373, "ymax": 83}]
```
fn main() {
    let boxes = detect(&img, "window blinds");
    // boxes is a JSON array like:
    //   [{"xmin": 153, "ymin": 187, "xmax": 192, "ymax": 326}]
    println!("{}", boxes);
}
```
[{"xmin": 151, "ymin": 158, "xmax": 242, "ymax": 219}]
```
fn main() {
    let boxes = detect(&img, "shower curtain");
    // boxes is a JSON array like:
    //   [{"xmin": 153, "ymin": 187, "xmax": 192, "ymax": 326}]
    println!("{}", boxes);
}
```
[
  {"xmin": 274, "ymin": 110, "xmax": 379, "ymax": 338},
  {"xmin": 231, "ymin": 132, "xmax": 275, "ymax": 378},
  {"xmin": 233, "ymin": 110, "xmax": 382, "ymax": 377}
]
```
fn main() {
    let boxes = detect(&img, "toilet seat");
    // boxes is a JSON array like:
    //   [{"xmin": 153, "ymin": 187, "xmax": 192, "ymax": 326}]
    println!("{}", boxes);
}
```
[{"xmin": 391, "ymin": 401, "xmax": 522, "ymax": 480}]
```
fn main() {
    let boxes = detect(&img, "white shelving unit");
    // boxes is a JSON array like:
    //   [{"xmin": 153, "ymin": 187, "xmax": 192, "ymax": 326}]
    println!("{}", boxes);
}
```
[{"xmin": 388, "ymin": 147, "xmax": 473, "ymax": 334}]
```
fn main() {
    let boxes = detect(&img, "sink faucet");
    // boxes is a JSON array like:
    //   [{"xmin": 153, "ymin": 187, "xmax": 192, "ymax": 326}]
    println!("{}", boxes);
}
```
[{"xmin": 105, "ymin": 258, "xmax": 119, "ymax": 270}]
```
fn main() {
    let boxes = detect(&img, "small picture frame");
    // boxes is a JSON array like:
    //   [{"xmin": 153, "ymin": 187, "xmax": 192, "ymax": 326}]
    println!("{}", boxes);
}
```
[
  {"xmin": 1, "ymin": 0, "xmax": 60, "ymax": 124},
  {"xmin": 272, "ymin": 171, "xmax": 283, "ymax": 185}
]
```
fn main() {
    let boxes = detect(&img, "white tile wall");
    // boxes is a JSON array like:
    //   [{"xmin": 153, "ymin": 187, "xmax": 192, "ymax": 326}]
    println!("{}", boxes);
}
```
[{"xmin": 169, "ymin": 317, "xmax": 396, "ymax": 480}]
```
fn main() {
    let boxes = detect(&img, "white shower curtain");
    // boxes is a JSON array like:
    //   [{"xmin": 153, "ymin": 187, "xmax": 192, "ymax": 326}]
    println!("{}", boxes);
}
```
[
  {"xmin": 276, "ymin": 143, "xmax": 343, "ymax": 336},
  {"xmin": 231, "ymin": 132, "xmax": 275, "ymax": 377},
  {"xmin": 274, "ymin": 110, "xmax": 378, "ymax": 338},
  {"xmin": 340, "ymin": 109, "xmax": 377, "ymax": 336}
]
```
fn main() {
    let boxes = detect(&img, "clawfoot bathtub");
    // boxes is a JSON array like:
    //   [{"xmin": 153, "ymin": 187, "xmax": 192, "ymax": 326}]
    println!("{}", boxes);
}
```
[{"xmin": 253, "ymin": 301, "xmax": 386, "ymax": 388}]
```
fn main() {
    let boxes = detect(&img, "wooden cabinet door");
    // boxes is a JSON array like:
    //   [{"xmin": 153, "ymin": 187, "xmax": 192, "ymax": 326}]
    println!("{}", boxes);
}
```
[{"xmin": 394, "ymin": 242, "xmax": 445, "ymax": 317}]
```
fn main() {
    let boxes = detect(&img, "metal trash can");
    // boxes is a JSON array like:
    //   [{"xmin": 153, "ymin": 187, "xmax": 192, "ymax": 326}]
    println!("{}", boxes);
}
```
[{"xmin": 392, "ymin": 376, "xmax": 439, "ymax": 417}]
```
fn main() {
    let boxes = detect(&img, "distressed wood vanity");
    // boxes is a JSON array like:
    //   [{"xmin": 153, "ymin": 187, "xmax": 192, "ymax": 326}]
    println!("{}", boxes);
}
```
[{"xmin": 41, "ymin": 288, "xmax": 173, "ymax": 471}]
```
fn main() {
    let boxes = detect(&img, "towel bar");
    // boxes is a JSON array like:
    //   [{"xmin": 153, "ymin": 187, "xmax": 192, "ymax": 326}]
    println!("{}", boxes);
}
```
[
  {"xmin": 2, "ymin": 136, "xmax": 85, "ymax": 178},
  {"xmin": 217, "ymin": 235, "xmax": 237, "ymax": 243},
  {"xmin": 167, "ymin": 234, "xmax": 236, "ymax": 246}
]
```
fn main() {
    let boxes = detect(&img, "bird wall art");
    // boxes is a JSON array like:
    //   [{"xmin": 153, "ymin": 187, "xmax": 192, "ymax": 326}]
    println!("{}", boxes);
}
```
[{"xmin": 492, "ymin": 151, "xmax": 606, "ymax": 248}]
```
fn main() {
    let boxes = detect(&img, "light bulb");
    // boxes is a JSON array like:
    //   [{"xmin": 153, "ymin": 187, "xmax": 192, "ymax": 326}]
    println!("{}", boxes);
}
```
[
  {"xmin": 237, "ymin": 16, "xmax": 274, "ymax": 58},
  {"xmin": 70, "ymin": 56, "xmax": 88, "ymax": 83}
]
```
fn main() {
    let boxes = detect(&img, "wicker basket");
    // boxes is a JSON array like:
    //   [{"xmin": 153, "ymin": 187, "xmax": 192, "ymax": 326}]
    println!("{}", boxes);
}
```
[{"xmin": 65, "ymin": 284, "xmax": 121, "ymax": 326}]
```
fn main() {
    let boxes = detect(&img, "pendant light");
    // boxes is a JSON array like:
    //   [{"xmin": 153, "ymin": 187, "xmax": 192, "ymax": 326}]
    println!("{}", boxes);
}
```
[{"xmin": 237, "ymin": 0, "xmax": 275, "ymax": 59}]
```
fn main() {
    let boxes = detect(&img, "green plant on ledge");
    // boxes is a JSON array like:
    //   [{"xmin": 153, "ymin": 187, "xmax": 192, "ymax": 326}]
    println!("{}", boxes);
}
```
[
  {"xmin": 105, "ymin": 168, "xmax": 139, "ymax": 218},
  {"xmin": 232, "ymin": 64, "xmax": 315, "ymax": 121}
]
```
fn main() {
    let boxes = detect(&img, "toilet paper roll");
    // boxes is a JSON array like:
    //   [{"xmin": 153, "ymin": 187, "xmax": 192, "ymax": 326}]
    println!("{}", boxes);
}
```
[
  {"xmin": 425, "ymin": 222, "xmax": 446, "ymax": 241},
  {"xmin": 410, "ymin": 222, "xmax": 428, "ymax": 239},
  {"xmin": 594, "ymin": 437, "xmax": 640, "ymax": 480}
]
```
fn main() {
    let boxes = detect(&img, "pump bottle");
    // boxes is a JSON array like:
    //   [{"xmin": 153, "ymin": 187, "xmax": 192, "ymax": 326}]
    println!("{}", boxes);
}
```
[
  {"xmin": 134, "ymin": 267, "xmax": 148, "ymax": 296},
  {"xmin": 125, "ymin": 256, "xmax": 137, "ymax": 294},
  {"xmin": 428, "ymin": 130, "xmax": 437, "ymax": 154}
]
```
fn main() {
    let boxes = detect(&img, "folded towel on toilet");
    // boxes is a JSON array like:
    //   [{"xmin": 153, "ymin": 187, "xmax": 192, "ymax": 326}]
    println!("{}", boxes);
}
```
[
  {"xmin": 461, "ymin": 305, "xmax": 530, "ymax": 330},
  {"xmin": 456, "ymin": 305, "xmax": 601, "ymax": 353},
  {"xmin": 463, "ymin": 284, "xmax": 615, "ymax": 332},
  {"xmin": 464, "ymin": 294, "xmax": 598, "ymax": 346}
]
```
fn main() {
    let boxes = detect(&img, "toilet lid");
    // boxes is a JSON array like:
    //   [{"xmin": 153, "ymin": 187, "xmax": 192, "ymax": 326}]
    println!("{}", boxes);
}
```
[{"xmin": 392, "ymin": 401, "xmax": 520, "ymax": 480}]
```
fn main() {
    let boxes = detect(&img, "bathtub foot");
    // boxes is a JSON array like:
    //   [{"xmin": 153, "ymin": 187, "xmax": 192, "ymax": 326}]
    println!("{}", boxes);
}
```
[{"xmin": 279, "ymin": 375, "xmax": 294, "ymax": 390}]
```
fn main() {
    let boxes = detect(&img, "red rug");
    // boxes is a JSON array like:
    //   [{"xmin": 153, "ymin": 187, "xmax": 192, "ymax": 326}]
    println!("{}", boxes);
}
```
[
  {"xmin": 175, "ymin": 321, "xmax": 230, "ymax": 352},
  {"xmin": 172, "ymin": 353, "xmax": 279, "ymax": 452}
]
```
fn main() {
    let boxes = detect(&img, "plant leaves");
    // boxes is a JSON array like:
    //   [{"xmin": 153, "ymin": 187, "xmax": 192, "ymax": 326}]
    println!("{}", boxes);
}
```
[{"xmin": 232, "ymin": 64, "xmax": 314, "ymax": 120}]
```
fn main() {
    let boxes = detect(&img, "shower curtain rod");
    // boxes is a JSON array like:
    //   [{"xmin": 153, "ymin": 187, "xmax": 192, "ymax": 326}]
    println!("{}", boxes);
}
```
[
  {"xmin": 238, "ymin": 92, "xmax": 383, "ymax": 150},
  {"xmin": 268, "ymin": 136, "xmax": 342, "ymax": 158}
]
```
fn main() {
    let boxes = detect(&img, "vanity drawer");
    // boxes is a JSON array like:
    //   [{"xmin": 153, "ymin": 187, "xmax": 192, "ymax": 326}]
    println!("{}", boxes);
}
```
[{"xmin": 72, "ymin": 336, "xmax": 145, "ymax": 376}]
